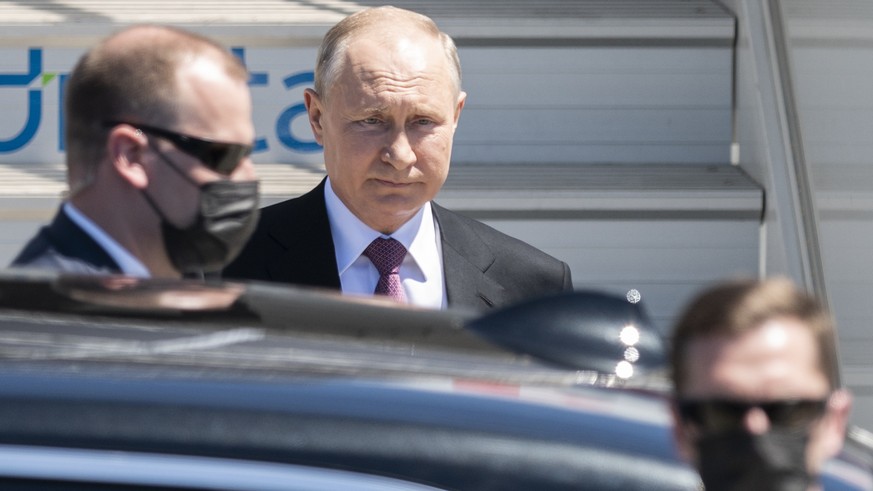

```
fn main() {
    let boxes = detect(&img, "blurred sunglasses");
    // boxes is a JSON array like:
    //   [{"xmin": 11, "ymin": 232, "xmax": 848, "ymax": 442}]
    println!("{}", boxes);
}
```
[
  {"xmin": 677, "ymin": 398, "xmax": 828, "ymax": 433},
  {"xmin": 104, "ymin": 121, "xmax": 253, "ymax": 176}
]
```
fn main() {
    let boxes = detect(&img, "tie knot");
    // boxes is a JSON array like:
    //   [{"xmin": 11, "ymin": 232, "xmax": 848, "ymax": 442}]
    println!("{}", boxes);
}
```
[{"xmin": 363, "ymin": 237, "xmax": 407, "ymax": 275}]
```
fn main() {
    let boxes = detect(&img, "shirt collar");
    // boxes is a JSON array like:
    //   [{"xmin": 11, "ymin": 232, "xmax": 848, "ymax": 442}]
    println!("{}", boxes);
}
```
[
  {"xmin": 63, "ymin": 202, "xmax": 150, "ymax": 277},
  {"xmin": 324, "ymin": 177, "xmax": 435, "ymax": 279}
]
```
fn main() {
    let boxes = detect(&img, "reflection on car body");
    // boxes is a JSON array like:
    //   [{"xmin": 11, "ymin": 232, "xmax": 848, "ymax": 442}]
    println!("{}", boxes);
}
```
[
  {"xmin": 0, "ymin": 270, "xmax": 868, "ymax": 490},
  {"xmin": 0, "ymin": 444, "xmax": 447, "ymax": 491}
]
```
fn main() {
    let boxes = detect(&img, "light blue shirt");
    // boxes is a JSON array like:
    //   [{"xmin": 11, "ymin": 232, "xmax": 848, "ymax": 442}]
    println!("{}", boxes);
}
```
[
  {"xmin": 63, "ymin": 202, "xmax": 150, "ymax": 277},
  {"xmin": 324, "ymin": 178, "xmax": 446, "ymax": 309}
]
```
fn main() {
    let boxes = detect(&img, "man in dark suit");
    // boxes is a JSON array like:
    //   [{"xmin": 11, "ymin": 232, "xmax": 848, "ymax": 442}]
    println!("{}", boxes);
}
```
[
  {"xmin": 224, "ymin": 6, "xmax": 572, "ymax": 310},
  {"xmin": 11, "ymin": 25, "xmax": 260, "ymax": 278}
]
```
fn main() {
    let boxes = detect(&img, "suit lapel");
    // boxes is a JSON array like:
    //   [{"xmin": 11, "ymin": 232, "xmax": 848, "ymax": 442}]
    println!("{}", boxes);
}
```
[
  {"xmin": 257, "ymin": 192, "xmax": 504, "ymax": 303},
  {"xmin": 432, "ymin": 203, "xmax": 504, "ymax": 309},
  {"xmin": 265, "ymin": 179, "xmax": 342, "ymax": 289}
]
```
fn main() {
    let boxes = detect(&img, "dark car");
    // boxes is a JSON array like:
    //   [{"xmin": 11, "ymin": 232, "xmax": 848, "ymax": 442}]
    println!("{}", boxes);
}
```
[{"xmin": 0, "ymin": 270, "xmax": 867, "ymax": 490}]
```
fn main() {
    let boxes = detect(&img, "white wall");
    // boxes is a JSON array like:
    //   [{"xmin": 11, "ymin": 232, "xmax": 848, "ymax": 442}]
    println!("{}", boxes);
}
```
[
  {"xmin": 780, "ymin": 2, "xmax": 873, "ymax": 430},
  {"xmin": 455, "ymin": 46, "xmax": 732, "ymax": 165},
  {"xmin": 478, "ymin": 218, "xmax": 759, "ymax": 337}
]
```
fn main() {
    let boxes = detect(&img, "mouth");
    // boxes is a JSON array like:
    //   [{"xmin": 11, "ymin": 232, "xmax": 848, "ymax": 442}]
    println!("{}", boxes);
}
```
[{"xmin": 374, "ymin": 179, "xmax": 413, "ymax": 188}]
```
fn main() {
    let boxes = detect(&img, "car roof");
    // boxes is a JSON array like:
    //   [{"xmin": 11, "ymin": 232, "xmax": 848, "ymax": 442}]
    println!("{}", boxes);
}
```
[{"xmin": 0, "ymin": 269, "xmax": 669, "ymax": 388}]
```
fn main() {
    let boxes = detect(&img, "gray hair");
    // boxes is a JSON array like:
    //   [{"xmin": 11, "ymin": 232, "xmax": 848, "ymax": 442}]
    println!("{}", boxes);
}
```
[{"xmin": 313, "ymin": 6, "xmax": 462, "ymax": 99}]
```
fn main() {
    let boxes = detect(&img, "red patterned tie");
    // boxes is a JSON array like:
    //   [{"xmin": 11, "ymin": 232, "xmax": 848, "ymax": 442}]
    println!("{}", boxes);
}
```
[{"xmin": 363, "ymin": 238, "xmax": 407, "ymax": 302}]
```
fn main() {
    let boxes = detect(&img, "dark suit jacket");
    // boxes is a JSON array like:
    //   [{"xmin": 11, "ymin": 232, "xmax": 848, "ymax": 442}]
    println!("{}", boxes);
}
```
[
  {"xmin": 10, "ymin": 208, "xmax": 122, "ymax": 274},
  {"xmin": 223, "ymin": 179, "xmax": 573, "ymax": 310}
]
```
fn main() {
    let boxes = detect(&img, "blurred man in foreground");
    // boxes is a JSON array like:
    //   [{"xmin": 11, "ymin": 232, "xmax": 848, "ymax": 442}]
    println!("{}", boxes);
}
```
[
  {"xmin": 11, "ymin": 25, "xmax": 259, "ymax": 278},
  {"xmin": 670, "ymin": 278, "xmax": 852, "ymax": 491},
  {"xmin": 224, "ymin": 6, "xmax": 572, "ymax": 309}
]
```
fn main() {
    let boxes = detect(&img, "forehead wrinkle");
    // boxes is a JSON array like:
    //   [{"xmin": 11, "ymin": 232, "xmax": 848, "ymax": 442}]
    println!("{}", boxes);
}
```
[
  {"xmin": 356, "ymin": 65, "xmax": 436, "ymax": 93},
  {"xmin": 345, "ymin": 31, "xmax": 448, "ymax": 90},
  {"xmin": 343, "ymin": 75, "xmax": 444, "ymax": 118}
]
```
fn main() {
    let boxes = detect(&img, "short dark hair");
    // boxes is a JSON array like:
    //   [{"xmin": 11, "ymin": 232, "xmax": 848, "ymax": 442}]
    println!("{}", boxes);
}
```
[
  {"xmin": 670, "ymin": 277, "xmax": 838, "ymax": 394},
  {"xmin": 64, "ymin": 25, "xmax": 248, "ymax": 188}
]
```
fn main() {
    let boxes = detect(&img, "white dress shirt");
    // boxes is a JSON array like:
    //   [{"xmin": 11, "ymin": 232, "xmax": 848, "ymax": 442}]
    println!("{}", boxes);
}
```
[
  {"xmin": 63, "ymin": 202, "xmax": 150, "ymax": 277},
  {"xmin": 324, "ymin": 178, "xmax": 446, "ymax": 309}
]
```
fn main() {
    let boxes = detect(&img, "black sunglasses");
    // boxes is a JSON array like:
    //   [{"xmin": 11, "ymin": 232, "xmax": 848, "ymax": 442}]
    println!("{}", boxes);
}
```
[
  {"xmin": 104, "ymin": 121, "xmax": 253, "ymax": 176},
  {"xmin": 678, "ymin": 398, "xmax": 828, "ymax": 433}
]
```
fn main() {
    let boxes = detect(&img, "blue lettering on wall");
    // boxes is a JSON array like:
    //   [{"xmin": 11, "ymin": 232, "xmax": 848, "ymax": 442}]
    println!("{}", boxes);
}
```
[
  {"xmin": 2, "ymin": 47, "xmax": 320, "ymax": 159},
  {"xmin": 0, "ymin": 48, "xmax": 42, "ymax": 153},
  {"xmin": 276, "ymin": 71, "xmax": 321, "ymax": 152},
  {"xmin": 231, "ymin": 47, "xmax": 270, "ymax": 153}
]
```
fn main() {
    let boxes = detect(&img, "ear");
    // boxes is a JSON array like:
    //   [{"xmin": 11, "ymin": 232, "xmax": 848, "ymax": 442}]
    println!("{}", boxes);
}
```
[
  {"xmin": 106, "ymin": 125, "xmax": 149, "ymax": 190},
  {"xmin": 819, "ymin": 389, "xmax": 853, "ymax": 458},
  {"xmin": 670, "ymin": 401, "xmax": 697, "ymax": 464},
  {"xmin": 304, "ymin": 88, "xmax": 326, "ymax": 145},
  {"xmin": 453, "ymin": 91, "xmax": 466, "ymax": 129}
]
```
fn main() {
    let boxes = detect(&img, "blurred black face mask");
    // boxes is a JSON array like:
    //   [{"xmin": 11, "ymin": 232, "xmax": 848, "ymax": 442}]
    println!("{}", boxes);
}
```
[
  {"xmin": 142, "ymin": 147, "xmax": 260, "ymax": 274},
  {"xmin": 695, "ymin": 428, "xmax": 813, "ymax": 491},
  {"xmin": 157, "ymin": 179, "xmax": 259, "ymax": 274}
]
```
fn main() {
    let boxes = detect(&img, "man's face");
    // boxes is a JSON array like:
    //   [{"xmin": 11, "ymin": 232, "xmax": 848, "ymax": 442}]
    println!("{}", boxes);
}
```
[
  {"xmin": 675, "ymin": 317, "xmax": 849, "ymax": 479},
  {"xmin": 147, "ymin": 54, "xmax": 257, "ymax": 229},
  {"xmin": 305, "ymin": 29, "xmax": 466, "ymax": 234}
]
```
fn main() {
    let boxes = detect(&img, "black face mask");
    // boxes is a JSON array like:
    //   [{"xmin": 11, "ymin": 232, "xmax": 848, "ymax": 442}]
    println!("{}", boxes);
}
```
[
  {"xmin": 142, "ymin": 147, "xmax": 260, "ymax": 275},
  {"xmin": 695, "ymin": 428, "xmax": 813, "ymax": 491}
]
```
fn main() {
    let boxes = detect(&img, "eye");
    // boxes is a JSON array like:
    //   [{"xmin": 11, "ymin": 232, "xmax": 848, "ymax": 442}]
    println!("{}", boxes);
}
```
[
  {"xmin": 361, "ymin": 117, "xmax": 383, "ymax": 125},
  {"xmin": 412, "ymin": 118, "xmax": 434, "ymax": 126}
]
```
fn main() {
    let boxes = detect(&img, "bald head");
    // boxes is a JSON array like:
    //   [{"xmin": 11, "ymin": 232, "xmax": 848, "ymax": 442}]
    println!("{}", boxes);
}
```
[
  {"xmin": 64, "ymin": 25, "xmax": 248, "ymax": 189},
  {"xmin": 313, "ymin": 6, "xmax": 461, "ymax": 100}
]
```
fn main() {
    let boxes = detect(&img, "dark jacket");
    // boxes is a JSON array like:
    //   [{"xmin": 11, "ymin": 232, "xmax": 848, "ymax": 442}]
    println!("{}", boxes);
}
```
[
  {"xmin": 10, "ymin": 207, "xmax": 122, "ymax": 274},
  {"xmin": 223, "ymin": 179, "xmax": 573, "ymax": 310}
]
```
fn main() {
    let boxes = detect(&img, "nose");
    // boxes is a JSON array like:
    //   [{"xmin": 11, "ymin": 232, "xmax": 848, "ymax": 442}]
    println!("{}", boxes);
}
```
[
  {"xmin": 231, "ymin": 156, "xmax": 257, "ymax": 181},
  {"xmin": 383, "ymin": 128, "xmax": 416, "ymax": 169},
  {"xmin": 743, "ymin": 406, "xmax": 771, "ymax": 435}
]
